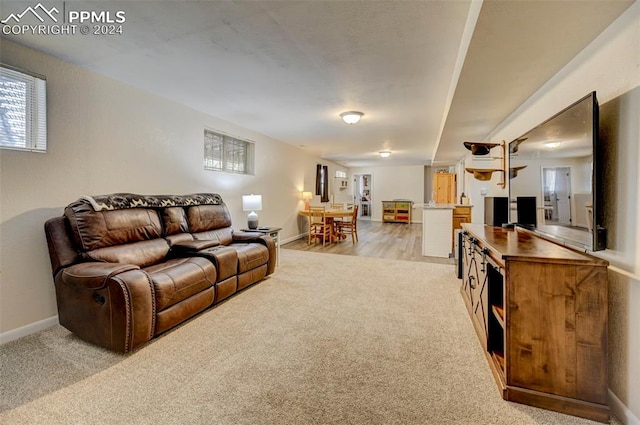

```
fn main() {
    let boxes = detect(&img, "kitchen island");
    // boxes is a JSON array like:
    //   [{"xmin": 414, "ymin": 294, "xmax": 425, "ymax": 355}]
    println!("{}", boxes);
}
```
[{"xmin": 415, "ymin": 203, "xmax": 472, "ymax": 257}]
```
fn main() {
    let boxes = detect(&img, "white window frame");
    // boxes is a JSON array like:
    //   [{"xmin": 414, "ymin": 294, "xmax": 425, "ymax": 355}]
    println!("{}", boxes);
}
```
[
  {"xmin": 0, "ymin": 64, "xmax": 47, "ymax": 153},
  {"xmin": 204, "ymin": 129, "xmax": 255, "ymax": 175}
]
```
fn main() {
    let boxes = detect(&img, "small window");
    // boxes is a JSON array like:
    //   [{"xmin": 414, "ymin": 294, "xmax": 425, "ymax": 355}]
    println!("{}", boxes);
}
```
[
  {"xmin": 336, "ymin": 170, "xmax": 347, "ymax": 178},
  {"xmin": 0, "ymin": 65, "xmax": 47, "ymax": 152},
  {"xmin": 204, "ymin": 129, "xmax": 255, "ymax": 175}
]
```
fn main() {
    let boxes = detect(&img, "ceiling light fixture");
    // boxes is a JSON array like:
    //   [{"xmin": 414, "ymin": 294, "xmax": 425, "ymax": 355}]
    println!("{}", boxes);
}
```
[
  {"xmin": 340, "ymin": 111, "xmax": 364, "ymax": 125},
  {"xmin": 544, "ymin": 142, "xmax": 561, "ymax": 148},
  {"xmin": 379, "ymin": 151, "xmax": 391, "ymax": 158}
]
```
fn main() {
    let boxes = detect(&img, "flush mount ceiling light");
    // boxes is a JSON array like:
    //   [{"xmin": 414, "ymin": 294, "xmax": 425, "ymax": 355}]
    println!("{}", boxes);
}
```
[
  {"xmin": 544, "ymin": 142, "xmax": 561, "ymax": 148},
  {"xmin": 340, "ymin": 111, "xmax": 364, "ymax": 125},
  {"xmin": 379, "ymin": 151, "xmax": 391, "ymax": 158}
]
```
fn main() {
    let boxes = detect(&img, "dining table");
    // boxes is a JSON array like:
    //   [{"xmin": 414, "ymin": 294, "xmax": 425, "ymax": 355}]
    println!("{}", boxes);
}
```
[{"xmin": 299, "ymin": 208, "xmax": 353, "ymax": 243}]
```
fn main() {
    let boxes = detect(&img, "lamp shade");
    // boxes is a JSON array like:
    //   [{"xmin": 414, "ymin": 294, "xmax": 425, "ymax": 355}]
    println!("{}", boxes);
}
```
[
  {"xmin": 302, "ymin": 191, "xmax": 313, "ymax": 210},
  {"xmin": 242, "ymin": 194, "xmax": 262, "ymax": 212}
]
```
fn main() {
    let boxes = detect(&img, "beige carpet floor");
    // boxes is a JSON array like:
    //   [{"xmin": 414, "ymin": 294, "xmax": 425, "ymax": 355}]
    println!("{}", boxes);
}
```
[{"xmin": 0, "ymin": 250, "xmax": 619, "ymax": 424}]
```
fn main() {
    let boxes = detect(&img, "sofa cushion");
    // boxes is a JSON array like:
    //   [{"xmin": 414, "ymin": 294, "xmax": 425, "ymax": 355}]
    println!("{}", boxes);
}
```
[
  {"xmin": 186, "ymin": 204, "xmax": 232, "ymax": 232},
  {"xmin": 161, "ymin": 207, "xmax": 189, "ymax": 236},
  {"xmin": 144, "ymin": 257, "xmax": 216, "ymax": 311},
  {"xmin": 86, "ymin": 239, "xmax": 169, "ymax": 268},
  {"xmin": 65, "ymin": 201, "xmax": 163, "ymax": 251},
  {"xmin": 229, "ymin": 243, "xmax": 269, "ymax": 273},
  {"xmin": 165, "ymin": 233, "xmax": 194, "ymax": 247},
  {"xmin": 192, "ymin": 227, "xmax": 233, "ymax": 246}
]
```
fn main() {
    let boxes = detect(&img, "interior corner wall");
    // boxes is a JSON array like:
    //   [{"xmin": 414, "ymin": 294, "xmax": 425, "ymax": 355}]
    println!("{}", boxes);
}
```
[
  {"xmin": 478, "ymin": 3, "xmax": 640, "ymax": 422},
  {"xmin": 349, "ymin": 165, "xmax": 424, "ymax": 222},
  {"xmin": 424, "ymin": 166, "xmax": 432, "ymax": 203},
  {"xmin": 0, "ymin": 39, "xmax": 339, "ymax": 335}
]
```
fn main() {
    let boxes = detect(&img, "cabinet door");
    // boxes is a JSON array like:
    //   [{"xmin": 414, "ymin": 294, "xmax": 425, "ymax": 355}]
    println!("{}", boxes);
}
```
[
  {"xmin": 471, "ymin": 246, "xmax": 489, "ymax": 345},
  {"xmin": 462, "ymin": 241, "xmax": 490, "ymax": 348},
  {"xmin": 434, "ymin": 173, "xmax": 456, "ymax": 204},
  {"xmin": 461, "ymin": 234, "xmax": 473, "ymax": 306}
]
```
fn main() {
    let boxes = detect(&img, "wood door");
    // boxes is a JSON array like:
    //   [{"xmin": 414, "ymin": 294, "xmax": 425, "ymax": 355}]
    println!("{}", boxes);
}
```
[{"xmin": 434, "ymin": 173, "xmax": 456, "ymax": 204}]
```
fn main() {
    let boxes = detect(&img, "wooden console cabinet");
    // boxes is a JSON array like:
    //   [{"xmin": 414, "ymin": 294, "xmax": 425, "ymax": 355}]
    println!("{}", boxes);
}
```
[
  {"xmin": 459, "ymin": 223, "xmax": 609, "ymax": 423},
  {"xmin": 382, "ymin": 201, "xmax": 411, "ymax": 224}
]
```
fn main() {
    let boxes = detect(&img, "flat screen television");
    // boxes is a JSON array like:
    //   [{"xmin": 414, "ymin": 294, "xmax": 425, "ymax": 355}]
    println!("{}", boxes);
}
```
[{"xmin": 508, "ymin": 91, "xmax": 605, "ymax": 251}]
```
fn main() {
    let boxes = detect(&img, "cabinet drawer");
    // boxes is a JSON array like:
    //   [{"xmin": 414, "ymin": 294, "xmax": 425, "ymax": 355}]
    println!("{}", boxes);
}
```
[{"xmin": 453, "ymin": 206, "xmax": 472, "ymax": 216}]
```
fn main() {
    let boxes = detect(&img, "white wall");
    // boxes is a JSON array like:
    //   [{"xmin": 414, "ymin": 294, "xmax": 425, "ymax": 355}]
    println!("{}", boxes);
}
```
[
  {"xmin": 465, "ymin": 3, "xmax": 640, "ymax": 422},
  {"xmin": 349, "ymin": 165, "xmax": 424, "ymax": 222},
  {"xmin": 0, "ymin": 40, "xmax": 344, "ymax": 335}
]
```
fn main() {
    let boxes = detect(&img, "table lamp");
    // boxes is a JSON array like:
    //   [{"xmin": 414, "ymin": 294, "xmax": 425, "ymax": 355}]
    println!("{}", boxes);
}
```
[
  {"xmin": 302, "ymin": 191, "xmax": 313, "ymax": 210},
  {"xmin": 242, "ymin": 194, "xmax": 262, "ymax": 229}
]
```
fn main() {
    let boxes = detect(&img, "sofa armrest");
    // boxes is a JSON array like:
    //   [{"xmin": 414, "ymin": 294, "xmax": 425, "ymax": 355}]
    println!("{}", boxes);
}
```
[
  {"xmin": 231, "ymin": 232, "xmax": 276, "ymax": 276},
  {"xmin": 231, "ymin": 230, "xmax": 264, "ymax": 242},
  {"xmin": 55, "ymin": 262, "xmax": 155, "ymax": 353},
  {"xmin": 171, "ymin": 239, "xmax": 220, "ymax": 254},
  {"xmin": 59, "ymin": 262, "xmax": 140, "ymax": 290},
  {"xmin": 44, "ymin": 216, "xmax": 79, "ymax": 277}
]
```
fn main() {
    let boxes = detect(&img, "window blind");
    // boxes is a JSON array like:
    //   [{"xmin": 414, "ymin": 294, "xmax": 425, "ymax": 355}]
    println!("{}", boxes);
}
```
[
  {"xmin": 0, "ymin": 65, "xmax": 47, "ymax": 152},
  {"xmin": 204, "ymin": 129, "xmax": 254, "ymax": 175}
]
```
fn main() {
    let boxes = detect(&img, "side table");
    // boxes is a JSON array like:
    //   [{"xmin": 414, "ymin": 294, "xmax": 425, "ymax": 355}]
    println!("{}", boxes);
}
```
[{"xmin": 241, "ymin": 227, "xmax": 282, "ymax": 266}]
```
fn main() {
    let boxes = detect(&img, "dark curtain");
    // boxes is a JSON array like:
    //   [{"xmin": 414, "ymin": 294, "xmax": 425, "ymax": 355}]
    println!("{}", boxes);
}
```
[{"xmin": 315, "ymin": 164, "xmax": 329, "ymax": 202}]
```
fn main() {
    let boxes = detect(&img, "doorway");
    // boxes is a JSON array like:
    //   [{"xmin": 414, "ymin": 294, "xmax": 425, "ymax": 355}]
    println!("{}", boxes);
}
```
[
  {"xmin": 542, "ymin": 167, "xmax": 572, "ymax": 226},
  {"xmin": 353, "ymin": 174, "xmax": 372, "ymax": 220}
]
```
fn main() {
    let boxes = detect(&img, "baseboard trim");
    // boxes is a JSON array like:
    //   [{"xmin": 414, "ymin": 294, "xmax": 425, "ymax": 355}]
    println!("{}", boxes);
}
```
[
  {"xmin": 609, "ymin": 389, "xmax": 640, "ymax": 425},
  {"xmin": 280, "ymin": 233, "xmax": 307, "ymax": 245},
  {"xmin": 0, "ymin": 315, "xmax": 59, "ymax": 345}
]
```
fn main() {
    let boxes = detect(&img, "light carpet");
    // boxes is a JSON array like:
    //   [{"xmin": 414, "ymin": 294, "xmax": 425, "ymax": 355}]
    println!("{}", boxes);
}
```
[{"xmin": 0, "ymin": 250, "xmax": 619, "ymax": 424}]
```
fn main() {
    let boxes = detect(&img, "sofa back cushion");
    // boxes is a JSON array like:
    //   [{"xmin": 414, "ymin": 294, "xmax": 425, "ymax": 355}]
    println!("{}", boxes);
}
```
[
  {"xmin": 86, "ymin": 239, "xmax": 169, "ymax": 268},
  {"xmin": 64, "ymin": 201, "xmax": 169, "ymax": 265},
  {"xmin": 186, "ymin": 204, "xmax": 232, "ymax": 232},
  {"xmin": 161, "ymin": 207, "xmax": 189, "ymax": 236},
  {"xmin": 192, "ymin": 228, "xmax": 233, "ymax": 246}
]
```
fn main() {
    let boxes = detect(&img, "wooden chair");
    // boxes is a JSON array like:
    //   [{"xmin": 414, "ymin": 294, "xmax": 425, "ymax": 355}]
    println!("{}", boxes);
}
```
[
  {"xmin": 336, "ymin": 205, "xmax": 359, "ymax": 243},
  {"xmin": 308, "ymin": 206, "xmax": 331, "ymax": 246}
]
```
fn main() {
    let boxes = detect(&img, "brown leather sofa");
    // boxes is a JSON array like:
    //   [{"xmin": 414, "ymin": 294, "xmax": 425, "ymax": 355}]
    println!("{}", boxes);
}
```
[{"xmin": 44, "ymin": 193, "xmax": 275, "ymax": 353}]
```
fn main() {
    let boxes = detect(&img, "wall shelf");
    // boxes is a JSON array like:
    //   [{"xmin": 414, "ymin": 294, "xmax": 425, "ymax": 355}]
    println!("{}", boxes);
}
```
[
  {"xmin": 463, "ymin": 141, "xmax": 500, "ymax": 156},
  {"xmin": 464, "ymin": 141, "xmax": 506, "ymax": 188}
]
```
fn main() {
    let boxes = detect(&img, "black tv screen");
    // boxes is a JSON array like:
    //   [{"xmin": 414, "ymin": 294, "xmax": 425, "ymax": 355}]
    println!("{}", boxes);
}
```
[{"xmin": 508, "ymin": 92, "xmax": 605, "ymax": 251}]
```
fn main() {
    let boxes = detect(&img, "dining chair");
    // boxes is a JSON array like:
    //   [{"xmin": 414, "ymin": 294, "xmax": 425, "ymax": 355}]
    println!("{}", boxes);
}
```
[
  {"xmin": 336, "ymin": 204, "xmax": 359, "ymax": 243},
  {"xmin": 308, "ymin": 206, "xmax": 331, "ymax": 246}
]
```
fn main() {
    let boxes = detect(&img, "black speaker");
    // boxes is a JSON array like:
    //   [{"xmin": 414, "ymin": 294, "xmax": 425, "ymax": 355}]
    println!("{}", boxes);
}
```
[
  {"xmin": 516, "ymin": 196, "xmax": 537, "ymax": 228},
  {"xmin": 484, "ymin": 197, "xmax": 509, "ymax": 226}
]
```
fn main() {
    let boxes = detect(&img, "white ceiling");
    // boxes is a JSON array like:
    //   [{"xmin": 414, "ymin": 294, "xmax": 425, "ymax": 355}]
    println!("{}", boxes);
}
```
[{"xmin": 1, "ymin": 0, "xmax": 635, "ymax": 167}]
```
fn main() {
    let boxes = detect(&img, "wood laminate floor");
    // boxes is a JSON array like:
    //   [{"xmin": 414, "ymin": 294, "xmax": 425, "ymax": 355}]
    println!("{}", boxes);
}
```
[{"xmin": 282, "ymin": 219, "xmax": 455, "ymax": 264}]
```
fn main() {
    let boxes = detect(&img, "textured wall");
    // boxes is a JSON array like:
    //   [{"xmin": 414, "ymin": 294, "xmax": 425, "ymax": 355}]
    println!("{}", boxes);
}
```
[
  {"xmin": 0, "ymin": 40, "xmax": 344, "ymax": 334},
  {"xmin": 349, "ymin": 165, "xmax": 425, "ymax": 222}
]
